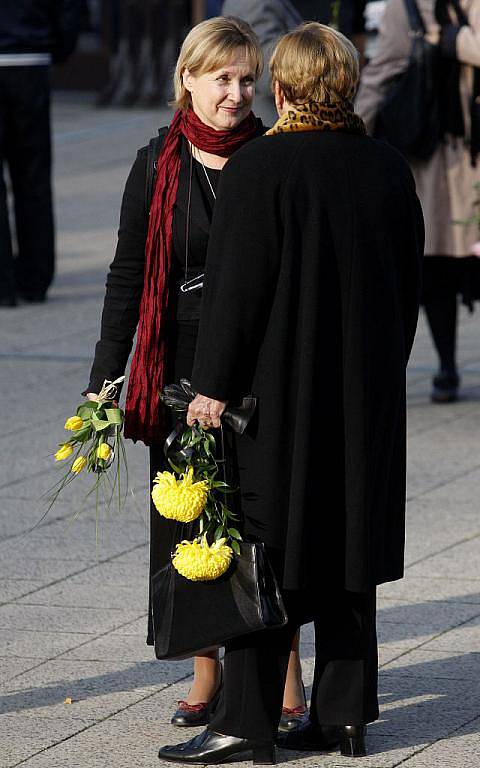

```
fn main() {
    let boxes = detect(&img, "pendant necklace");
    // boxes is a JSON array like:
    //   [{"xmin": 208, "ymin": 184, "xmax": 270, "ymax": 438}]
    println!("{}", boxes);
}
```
[{"xmin": 180, "ymin": 147, "xmax": 217, "ymax": 294}]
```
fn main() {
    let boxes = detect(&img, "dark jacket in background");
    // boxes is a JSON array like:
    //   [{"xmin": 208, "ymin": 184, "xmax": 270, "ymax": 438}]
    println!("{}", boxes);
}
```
[
  {"xmin": 0, "ymin": 0, "xmax": 81, "ymax": 62},
  {"xmin": 192, "ymin": 131, "xmax": 424, "ymax": 593},
  {"xmin": 293, "ymin": 0, "xmax": 366, "ymax": 36}
]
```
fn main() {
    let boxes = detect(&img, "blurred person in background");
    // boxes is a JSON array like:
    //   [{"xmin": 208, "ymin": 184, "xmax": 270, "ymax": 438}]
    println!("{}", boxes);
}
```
[
  {"xmin": 85, "ymin": 16, "xmax": 306, "ymax": 732},
  {"xmin": 293, "ymin": 0, "xmax": 367, "ymax": 53},
  {"xmin": 0, "ymin": 0, "xmax": 81, "ymax": 307},
  {"xmin": 99, "ymin": 0, "xmax": 191, "ymax": 107},
  {"xmin": 221, "ymin": 0, "xmax": 303, "ymax": 123},
  {"xmin": 356, "ymin": 0, "xmax": 480, "ymax": 403}
]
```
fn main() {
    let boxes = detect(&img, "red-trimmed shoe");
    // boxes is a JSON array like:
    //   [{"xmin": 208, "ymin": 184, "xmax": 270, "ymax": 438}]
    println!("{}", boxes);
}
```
[{"xmin": 171, "ymin": 668, "xmax": 223, "ymax": 727}]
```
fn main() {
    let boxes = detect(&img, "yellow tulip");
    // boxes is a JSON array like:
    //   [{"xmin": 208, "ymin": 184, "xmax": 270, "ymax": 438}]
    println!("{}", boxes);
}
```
[
  {"xmin": 151, "ymin": 466, "xmax": 208, "ymax": 523},
  {"xmin": 55, "ymin": 444, "xmax": 73, "ymax": 461},
  {"xmin": 71, "ymin": 456, "xmax": 87, "ymax": 475},
  {"xmin": 172, "ymin": 536, "xmax": 233, "ymax": 581},
  {"xmin": 64, "ymin": 416, "xmax": 84, "ymax": 431},
  {"xmin": 96, "ymin": 443, "xmax": 111, "ymax": 461}
]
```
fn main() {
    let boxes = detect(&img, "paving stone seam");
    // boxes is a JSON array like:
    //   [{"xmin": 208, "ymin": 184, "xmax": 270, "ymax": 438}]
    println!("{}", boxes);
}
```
[
  {"xmin": 407, "ymin": 401, "xmax": 480, "ymax": 437},
  {"xmin": 0, "ymin": 608, "xmax": 149, "ymax": 689},
  {"xmin": 404, "ymin": 529, "xmax": 480, "ymax": 569},
  {"xmin": 377, "ymin": 606, "xmax": 480, "ymax": 667},
  {"xmin": 6, "ymin": 669, "xmax": 194, "ymax": 768},
  {"xmin": 392, "ymin": 712, "xmax": 480, "ymax": 766},
  {"xmin": 0, "ymin": 539, "xmax": 148, "ymax": 610},
  {"xmin": 407, "ymin": 461, "xmax": 480, "ymax": 503}
]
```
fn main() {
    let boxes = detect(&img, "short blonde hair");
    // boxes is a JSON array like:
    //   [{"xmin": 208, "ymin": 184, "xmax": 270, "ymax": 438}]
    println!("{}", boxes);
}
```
[
  {"xmin": 173, "ymin": 17, "xmax": 263, "ymax": 111},
  {"xmin": 270, "ymin": 22, "xmax": 359, "ymax": 104}
]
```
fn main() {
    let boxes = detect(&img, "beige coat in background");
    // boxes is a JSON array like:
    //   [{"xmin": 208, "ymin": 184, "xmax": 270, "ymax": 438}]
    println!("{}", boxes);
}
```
[{"xmin": 356, "ymin": 0, "xmax": 480, "ymax": 257}]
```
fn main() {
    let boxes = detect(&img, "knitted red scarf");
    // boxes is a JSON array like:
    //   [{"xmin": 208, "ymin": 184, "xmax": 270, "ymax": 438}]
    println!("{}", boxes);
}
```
[{"xmin": 124, "ymin": 107, "xmax": 259, "ymax": 445}]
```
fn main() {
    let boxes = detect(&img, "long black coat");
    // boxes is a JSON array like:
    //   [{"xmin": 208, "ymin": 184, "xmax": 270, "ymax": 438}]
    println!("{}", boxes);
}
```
[{"xmin": 192, "ymin": 131, "xmax": 424, "ymax": 592}]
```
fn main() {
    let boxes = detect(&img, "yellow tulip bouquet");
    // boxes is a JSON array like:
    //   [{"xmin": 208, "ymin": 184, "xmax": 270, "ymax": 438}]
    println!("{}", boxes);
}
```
[
  {"xmin": 47, "ymin": 377, "xmax": 127, "ymax": 518},
  {"xmin": 152, "ymin": 384, "xmax": 242, "ymax": 582}
]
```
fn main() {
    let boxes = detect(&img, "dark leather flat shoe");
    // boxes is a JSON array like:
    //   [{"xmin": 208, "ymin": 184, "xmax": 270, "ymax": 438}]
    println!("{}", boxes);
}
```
[
  {"xmin": 431, "ymin": 371, "xmax": 460, "ymax": 403},
  {"xmin": 158, "ymin": 728, "xmax": 276, "ymax": 765},
  {"xmin": 278, "ymin": 705, "xmax": 309, "ymax": 732},
  {"xmin": 171, "ymin": 668, "xmax": 223, "ymax": 727}
]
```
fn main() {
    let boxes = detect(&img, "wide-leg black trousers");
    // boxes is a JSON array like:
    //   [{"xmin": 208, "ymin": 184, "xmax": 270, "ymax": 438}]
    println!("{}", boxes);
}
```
[
  {"xmin": 211, "ymin": 582, "xmax": 379, "ymax": 741},
  {"xmin": 0, "ymin": 66, "xmax": 54, "ymax": 299}
]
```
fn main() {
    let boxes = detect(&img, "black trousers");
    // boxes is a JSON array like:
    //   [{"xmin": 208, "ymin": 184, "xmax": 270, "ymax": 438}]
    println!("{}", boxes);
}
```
[
  {"xmin": 211, "ymin": 581, "xmax": 379, "ymax": 741},
  {"xmin": 0, "ymin": 66, "xmax": 54, "ymax": 299}
]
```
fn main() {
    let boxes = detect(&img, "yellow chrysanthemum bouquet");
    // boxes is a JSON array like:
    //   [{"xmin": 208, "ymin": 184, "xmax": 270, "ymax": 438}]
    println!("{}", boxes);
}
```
[
  {"xmin": 152, "ymin": 383, "xmax": 242, "ymax": 582},
  {"xmin": 46, "ymin": 377, "xmax": 128, "ymax": 518}
]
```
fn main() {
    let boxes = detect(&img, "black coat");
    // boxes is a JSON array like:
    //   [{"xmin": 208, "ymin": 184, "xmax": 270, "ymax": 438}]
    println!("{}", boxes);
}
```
[
  {"xmin": 0, "ymin": 0, "xmax": 82, "ymax": 62},
  {"xmin": 192, "ymin": 131, "xmax": 424, "ymax": 592}
]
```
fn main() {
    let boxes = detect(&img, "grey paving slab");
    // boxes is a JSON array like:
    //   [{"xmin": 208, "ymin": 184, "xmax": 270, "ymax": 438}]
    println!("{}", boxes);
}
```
[
  {"xmin": 0, "ymin": 580, "xmax": 45, "ymax": 603},
  {"xmin": 0, "ymin": 603, "xmax": 143, "ymax": 635},
  {"xmin": 420, "ymin": 615, "xmax": 480, "ymax": 652},
  {"xmin": 0, "ymin": 628, "xmax": 95, "ymax": 660},
  {"xmin": 382, "ymin": 648, "xmax": 480, "ymax": 682},
  {"xmin": 379, "ymin": 577, "xmax": 480, "ymax": 604},
  {"xmin": 398, "ymin": 717, "xmax": 480, "ymax": 767},
  {"xmin": 406, "ymin": 537, "xmax": 480, "ymax": 580},
  {"xmin": 60, "ymin": 634, "xmax": 158, "ymax": 663}
]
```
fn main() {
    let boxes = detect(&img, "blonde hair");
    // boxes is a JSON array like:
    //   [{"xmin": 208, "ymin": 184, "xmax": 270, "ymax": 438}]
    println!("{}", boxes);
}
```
[
  {"xmin": 269, "ymin": 22, "xmax": 359, "ymax": 104},
  {"xmin": 173, "ymin": 17, "xmax": 263, "ymax": 110}
]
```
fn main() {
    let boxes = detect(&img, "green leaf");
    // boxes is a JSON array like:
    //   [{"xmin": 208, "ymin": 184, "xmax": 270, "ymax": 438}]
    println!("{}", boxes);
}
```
[
  {"xmin": 227, "ymin": 528, "xmax": 242, "ymax": 540},
  {"xmin": 214, "ymin": 524, "xmax": 224, "ymax": 540},
  {"xmin": 104, "ymin": 408, "xmax": 123, "ymax": 425},
  {"xmin": 231, "ymin": 540, "xmax": 241, "ymax": 555}
]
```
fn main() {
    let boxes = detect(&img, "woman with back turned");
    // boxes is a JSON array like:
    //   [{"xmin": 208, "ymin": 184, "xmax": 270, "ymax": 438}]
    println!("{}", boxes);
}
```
[{"xmin": 158, "ymin": 22, "xmax": 424, "ymax": 765}]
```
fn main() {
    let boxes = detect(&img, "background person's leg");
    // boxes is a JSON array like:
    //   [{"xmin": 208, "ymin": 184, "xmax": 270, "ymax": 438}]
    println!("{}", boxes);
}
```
[
  {"xmin": 422, "ymin": 256, "xmax": 459, "ymax": 401},
  {"xmin": 0, "ymin": 70, "xmax": 15, "ymax": 305},
  {"xmin": 7, "ymin": 66, "xmax": 54, "ymax": 301}
]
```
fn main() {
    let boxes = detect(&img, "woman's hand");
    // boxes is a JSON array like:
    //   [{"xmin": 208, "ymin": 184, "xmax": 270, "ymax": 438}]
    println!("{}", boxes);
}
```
[
  {"xmin": 187, "ymin": 394, "xmax": 227, "ymax": 429},
  {"xmin": 86, "ymin": 393, "xmax": 118, "ymax": 407}
]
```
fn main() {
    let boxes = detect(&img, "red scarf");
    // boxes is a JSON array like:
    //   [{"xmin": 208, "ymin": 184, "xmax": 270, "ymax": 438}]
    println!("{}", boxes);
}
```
[{"xmin": 124, "ymin": 108, "xmax": 259, "ymax": 445}]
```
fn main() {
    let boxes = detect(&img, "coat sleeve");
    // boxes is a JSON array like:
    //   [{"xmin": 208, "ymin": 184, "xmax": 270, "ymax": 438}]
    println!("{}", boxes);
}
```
[
  {"xmin": 191, "ymin": 142, "xmax": 282, "ymax": 401},
  {"xmin": 355, "ymin": 0, "xmax": 412, "ymax": 133},
  {"xmin": 85, "ymin": 148, "xmax": 148, "ymax": 396}
]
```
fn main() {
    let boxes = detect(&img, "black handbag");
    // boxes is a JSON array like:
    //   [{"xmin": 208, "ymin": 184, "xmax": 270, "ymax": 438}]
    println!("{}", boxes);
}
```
[
  {"xmin": 151, "ymin": 540, "xmax": 288, "ymax": 660},
  {"xmin": 151, "ymin": 381, "xmax": 288, "ymax": 660},
  {"xmin": 374, "ymin": 0, "xmax": 441, "ymax": 161}
]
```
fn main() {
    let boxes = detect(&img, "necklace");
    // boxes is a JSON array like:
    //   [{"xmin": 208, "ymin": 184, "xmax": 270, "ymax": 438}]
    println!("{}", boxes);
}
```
[{"xmin": 196, "ymin": 148, "xmax": 217, "ymax": 200}]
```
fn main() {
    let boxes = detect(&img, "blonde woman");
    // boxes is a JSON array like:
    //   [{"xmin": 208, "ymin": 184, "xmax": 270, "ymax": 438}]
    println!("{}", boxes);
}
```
[
  {"xmin": 85, "ymin": 16, "xmax": 305, "ymax": 730},
  {"xmin": 160, "ymin": 22, "xmax": 423, "ymax": 764}
]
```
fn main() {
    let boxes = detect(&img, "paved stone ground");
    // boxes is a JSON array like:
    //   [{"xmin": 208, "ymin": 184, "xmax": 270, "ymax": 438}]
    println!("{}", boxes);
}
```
[{"xmin": 1, "ymin": 94, "xmax": 480, "ymax": 768}]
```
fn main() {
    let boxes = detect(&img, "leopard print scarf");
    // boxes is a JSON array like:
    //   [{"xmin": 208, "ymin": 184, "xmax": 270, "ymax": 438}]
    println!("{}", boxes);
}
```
[{"xmin": 265, "ymin": 100, "xmax": 366, "ymax": 136}]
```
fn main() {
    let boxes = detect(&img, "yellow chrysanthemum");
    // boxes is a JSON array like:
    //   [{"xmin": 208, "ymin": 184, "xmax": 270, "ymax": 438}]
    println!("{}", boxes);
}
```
[
  {"xmin": 151, "ymin": 466, "xmax": 208, "ymax": 523},
  {"xmin": 55, "ymin": 443, "xmax": 73, "ymax": 461},
  {"xmin": 71, "ymin": 456, "xmax": 87, "ymax": 475},
  {"xmin": 172, "ymin": 536, "xmax": 233, "ymax": 581},
  {"xmin": 64, "ymin": 416, "xmax": 84, "ymax": 431},
  {"xmin": 96, "ymin": 443, "xmax": 111, "ymax": 460}
]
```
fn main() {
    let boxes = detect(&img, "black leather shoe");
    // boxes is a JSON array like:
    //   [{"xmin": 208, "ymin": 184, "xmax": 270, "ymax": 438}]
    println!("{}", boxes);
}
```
[
  {"xmin": 158, "ymin": 729, "xmax": 276, "ymax": 765},
  {"xmin": 339, "ymin": 724, "xmax": 367, "ymax": 757},
  {"xmin": 277, "ymin": 722, "xmax": 367, "ymax": 757},
  {"xmin": 431, "ymin": 371, "xmax": 460, "ymax": 403},
  {"xmin": 276, "ymin": 721, "xmax": 339, "ymax": 751},
  {"xmin": 171, "ymin": 668, "xmax": 223, "ymax": 727}
]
